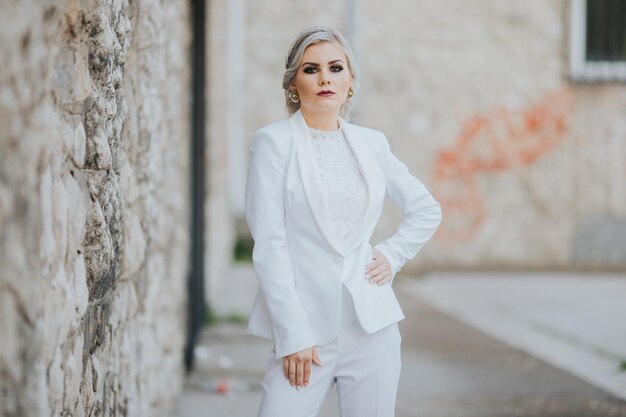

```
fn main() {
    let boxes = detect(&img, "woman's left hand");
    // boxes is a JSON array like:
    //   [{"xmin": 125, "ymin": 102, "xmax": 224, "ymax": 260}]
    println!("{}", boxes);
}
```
[{"xmin": 365, "ymin": 248, "xmax": 392, "ymax": 285}]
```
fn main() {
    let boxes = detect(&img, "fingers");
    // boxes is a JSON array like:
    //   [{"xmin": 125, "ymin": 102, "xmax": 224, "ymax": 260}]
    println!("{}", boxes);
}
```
[
  {"xmin": 283, "ymin": 357, "xmax": 289, "ymax": 379},
  {"xmin": 366, "ymin": 259, "xmax": 391, "ymax": 285},
  {"xmin": 288, "ymin": 359, "xmax": 297, "ymax": 386},
  {"xmin": 367, "ymin": 254, "xmax": 383, "ymax": 271},
  {"xmin": 303, "ymin": 360, "xmax": 311, "ymax": 387},
  {"xmin": 367, "ymin": 249, "xmax": 388, "ymax": 274},
  {"xmin": 312, "ymin": 347, "xmax": 323, "ymax": 366},
  {"xmin": 370, "ymin": 265, "xmax": 387, "ymax": 277},
  {"xmin": 296, "ymin": 361, "xmax": 305, "ymax": 388},
  {"xmin": 283, "ymin": 348, "xmax": 320, "ymax": 389},
  {"xmin": 373, "ymin": 274, "xmax": 392, "ymax": 285}
]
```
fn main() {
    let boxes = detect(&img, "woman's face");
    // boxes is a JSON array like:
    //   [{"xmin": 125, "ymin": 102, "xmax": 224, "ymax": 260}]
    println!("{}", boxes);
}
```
[{"xmin": 291, "ymin": 41, "xmax": 353, "ymax": 117}]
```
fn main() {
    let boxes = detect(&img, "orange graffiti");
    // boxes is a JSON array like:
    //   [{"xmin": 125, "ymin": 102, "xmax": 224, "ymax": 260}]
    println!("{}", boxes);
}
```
[{"xmin": 432, "ymin": 88, "xmax": 573, "ymax": 242}]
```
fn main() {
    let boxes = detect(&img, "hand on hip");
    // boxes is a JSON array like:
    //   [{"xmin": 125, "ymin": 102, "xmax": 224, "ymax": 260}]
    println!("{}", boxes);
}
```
[{"xmin": 366, "ymin": 248, "xmax": 392, "ymax": 285}]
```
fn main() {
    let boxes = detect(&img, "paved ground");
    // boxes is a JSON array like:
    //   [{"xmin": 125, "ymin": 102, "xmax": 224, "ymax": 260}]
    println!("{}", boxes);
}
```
[
  {"xmin": 407, "ymin": 272, "xmax": 626, "ymax": 402},
  {"xmin": 170, "ymin": 268, "xmax": 626, "ymax": 417}
]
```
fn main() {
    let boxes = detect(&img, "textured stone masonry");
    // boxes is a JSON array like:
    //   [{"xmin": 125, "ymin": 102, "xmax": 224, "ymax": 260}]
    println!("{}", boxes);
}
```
[{"xmin": 0, "ymin": 0, "xmax": 191, "ymax": 416}]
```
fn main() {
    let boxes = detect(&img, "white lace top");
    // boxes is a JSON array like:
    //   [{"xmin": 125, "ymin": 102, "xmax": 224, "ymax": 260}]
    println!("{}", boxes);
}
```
[{"xmin": 308, "ymin": 126, "xmax": 368, "ymax": 245}]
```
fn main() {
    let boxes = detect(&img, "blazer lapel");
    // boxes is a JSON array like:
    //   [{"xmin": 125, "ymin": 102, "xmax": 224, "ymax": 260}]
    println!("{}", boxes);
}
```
[
  {"xmin": 337, "ymin": 116, "xmax": 379, "ymax": 254},
  {"xmin": 289, "ymin": 110, "xmax": 380, "ymax": 255},
  {"xmin": 290, "ymin": 110, "xmax": 343, "ymax": 254}
]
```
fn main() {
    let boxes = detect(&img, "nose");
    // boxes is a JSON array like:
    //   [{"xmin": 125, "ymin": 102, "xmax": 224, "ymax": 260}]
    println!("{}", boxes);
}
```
[{"xmin": 318, "ymin": 72, "xmax": 330, "ymax": 86}]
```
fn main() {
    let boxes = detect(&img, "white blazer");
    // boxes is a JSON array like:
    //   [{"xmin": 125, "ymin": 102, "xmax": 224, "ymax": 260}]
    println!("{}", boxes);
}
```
[{"xmin": 245, "ymin": 109, "xmax": 442, "ymax": 359}]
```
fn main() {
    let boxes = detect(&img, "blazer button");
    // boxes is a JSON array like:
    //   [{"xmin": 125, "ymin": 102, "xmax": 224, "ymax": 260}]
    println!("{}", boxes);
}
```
[{"xmin": 333, "ymin": 256, "xmax": 342, "ymax": 265}]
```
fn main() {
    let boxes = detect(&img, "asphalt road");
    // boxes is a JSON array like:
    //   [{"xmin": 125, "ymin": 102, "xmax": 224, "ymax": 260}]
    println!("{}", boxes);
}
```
[
  {"xmin": 172, "ymin": 275, "xmax": 626, "ymax": 417},
  {"xmin": 393, "ymin": 278, "xmax": 626, "ymax": 417}
]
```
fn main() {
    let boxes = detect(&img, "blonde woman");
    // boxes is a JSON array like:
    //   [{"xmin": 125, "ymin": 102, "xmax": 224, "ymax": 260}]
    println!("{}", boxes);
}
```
[{"xmin": 245, "ymin": 26, "xmax": 442, "ymax": 417}]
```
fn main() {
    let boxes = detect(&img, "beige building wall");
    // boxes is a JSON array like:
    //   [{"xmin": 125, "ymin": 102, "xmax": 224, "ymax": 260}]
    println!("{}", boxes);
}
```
[
  {"xmin": 223, "ymin": 0, "xmax": 626, "ymax": 272},
  {"xmin": 204, "ymin": 0, "xmax": 351, "ymax": 312},
  {"xmin": 205, "ymin": 0, "xmax": 242, "ymax": 310},
  {"xmin": 358, "ymin": 0, "xmax": 626, "ymax": 270},
  {"xmin": 0, "ymin": 0, "xmax": 191, "ymax": 415}
]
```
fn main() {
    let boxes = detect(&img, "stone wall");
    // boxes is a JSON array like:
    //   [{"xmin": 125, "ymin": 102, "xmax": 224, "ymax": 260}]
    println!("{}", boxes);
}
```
[
  {"xmin": 0, "ymin": 0, "xmax": 191, "ymax": 416},
  {"xmin": 236, "ymin": 0, "xmax": 626, "ymax": 271}
]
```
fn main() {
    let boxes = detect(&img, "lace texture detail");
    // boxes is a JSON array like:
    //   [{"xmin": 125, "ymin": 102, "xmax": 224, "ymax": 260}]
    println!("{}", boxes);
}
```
[{"xmin": 308, "ymin": 126, "xmax": 368, "ymax": 244}]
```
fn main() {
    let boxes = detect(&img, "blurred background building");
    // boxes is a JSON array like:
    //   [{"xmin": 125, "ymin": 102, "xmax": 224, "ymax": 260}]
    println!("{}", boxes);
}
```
[
  {"xmin": 207, "ymin": 0, "xmax": 626, "ymax": 313},
  {"xmin": 1, "ymin": 0, "xmax": 624, "ymax": 416}
]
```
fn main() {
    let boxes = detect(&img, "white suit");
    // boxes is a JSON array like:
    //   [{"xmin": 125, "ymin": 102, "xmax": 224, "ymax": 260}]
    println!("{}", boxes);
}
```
[{"xmin": 245, "ymin": 109, "xmax": 442, "ymax": 359}]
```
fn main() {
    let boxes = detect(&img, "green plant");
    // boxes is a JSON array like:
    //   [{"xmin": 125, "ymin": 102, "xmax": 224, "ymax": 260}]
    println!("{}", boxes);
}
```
[
  {"xmin": 204, "ymin": 304, "xmax": 218, "ymax": 326},
  {"xmin": 233, "ymin": 237, "xmax": 254, "ymax": 262},
  {"xmin": 225, "ymin": 312, "xmax": 247, "ymax": 324},
  {"xmin": 204, "ymin": 305, "xmax": 248, "ymax": 327}
]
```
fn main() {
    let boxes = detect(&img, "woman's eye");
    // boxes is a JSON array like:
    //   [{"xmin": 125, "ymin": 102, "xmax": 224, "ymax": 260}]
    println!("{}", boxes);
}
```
[
  {"xmin": 303, "ymin": 66, "xmax": 318, "ymax": 74},
  {"xmin": 330, "ymin": 65, "xmax": 344, "ymax": 72}
]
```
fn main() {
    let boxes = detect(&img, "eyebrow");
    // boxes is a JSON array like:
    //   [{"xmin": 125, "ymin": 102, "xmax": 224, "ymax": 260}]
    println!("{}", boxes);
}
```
[{"xmin": 300, "ymin": 59, "xmax": 345, "ymax": 68}]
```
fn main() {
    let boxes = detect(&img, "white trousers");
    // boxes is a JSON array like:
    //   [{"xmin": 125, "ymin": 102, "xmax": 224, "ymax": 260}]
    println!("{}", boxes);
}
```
[{"xmin": 256, "ymin": 284, "xmax": 402, "ymax": 417}]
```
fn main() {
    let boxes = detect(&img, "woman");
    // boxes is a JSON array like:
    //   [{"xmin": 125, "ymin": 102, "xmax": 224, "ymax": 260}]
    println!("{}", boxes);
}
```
[{"xmin": 245, "ymin": 26, "xmax": 442, "ymax": 417}]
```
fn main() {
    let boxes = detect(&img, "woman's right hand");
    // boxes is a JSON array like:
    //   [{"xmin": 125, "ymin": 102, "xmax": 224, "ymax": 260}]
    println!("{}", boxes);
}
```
[{"xmin": 283, "ymin": 346, "xmax": 323, "ymax": 389}]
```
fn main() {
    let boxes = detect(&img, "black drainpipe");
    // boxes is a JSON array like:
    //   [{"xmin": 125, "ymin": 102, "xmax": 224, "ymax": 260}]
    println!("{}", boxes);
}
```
[{"xmin": 185, "ymin": 0, "xmax": 207, "ymax": 372}]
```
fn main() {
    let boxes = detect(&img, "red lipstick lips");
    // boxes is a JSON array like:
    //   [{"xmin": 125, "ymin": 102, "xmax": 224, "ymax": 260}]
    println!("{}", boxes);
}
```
[{"xmin": 317, "ymin": 90, "xmax": 335, "ymax": 97}]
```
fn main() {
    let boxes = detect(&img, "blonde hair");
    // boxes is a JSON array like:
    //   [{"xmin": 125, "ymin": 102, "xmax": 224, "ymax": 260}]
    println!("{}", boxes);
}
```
[{"xmin": 282, "ymin": 26, "xmax": 359, "ymax": 118}]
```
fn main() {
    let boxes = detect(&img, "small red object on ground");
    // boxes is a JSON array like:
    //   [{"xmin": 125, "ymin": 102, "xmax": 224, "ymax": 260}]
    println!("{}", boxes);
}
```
[{"xmin": 215, "ymin": 378, "xmax": 229, "ymax": 394}]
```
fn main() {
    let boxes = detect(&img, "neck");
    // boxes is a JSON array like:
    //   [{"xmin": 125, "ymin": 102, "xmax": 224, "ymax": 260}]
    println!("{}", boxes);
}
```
[{"xmin": 301, "ymin": 108, "xmax": 340, "ymax": 131}]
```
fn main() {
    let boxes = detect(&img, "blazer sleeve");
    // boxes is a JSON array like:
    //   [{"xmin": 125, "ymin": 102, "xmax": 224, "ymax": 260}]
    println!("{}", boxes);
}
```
[
  {"xmin": 373, "ymin": 133, "xmax": 442, "ymax": 283},
  {"xmin": 245, "ymin": 128, "xmax": 316, "ymax": 358}
]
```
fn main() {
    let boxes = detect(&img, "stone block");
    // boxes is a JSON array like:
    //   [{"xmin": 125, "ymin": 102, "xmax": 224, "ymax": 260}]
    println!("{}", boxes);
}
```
[
  {"xmin": 39, "ymin": 165, "xmax": 56, "ymax": 264},
  {"xmin": 120, "ymin": 211, "xmax": 146, "ymax": 278},
  {"xmin": 0, "ymin": 292, "xmax": 21, "ymax": 382},
  {"xmin": 52, "ymin": 176, "xmax": 69, "ymax": 263},
  {"xmin": 55, "ymin": 44, "xmax": 92, "ymax": 111},
  {"xmin": 85, "ymin": 128, "xmax": 112, "ymax": 170},
  {"xmin": 47, "ymin": 348, "xmax": 64, "ymax": 408},
  {"xmin": 65, "ymin": 172, "xmax": 87, "ymax": 253},
  {"xmin": 108, "ymin": 279, "xmax": 139, "ymax": 328},
  {"xmin": 74, "ymin": 253, "xmax": 89, "ymax": 316},
  {"xmin": 62, "ymin": 116, "xmax": 88, "ymax": 168},
  {"xmin": 63, "ymin": 334, "xmax": 84, "ymax": 412}
]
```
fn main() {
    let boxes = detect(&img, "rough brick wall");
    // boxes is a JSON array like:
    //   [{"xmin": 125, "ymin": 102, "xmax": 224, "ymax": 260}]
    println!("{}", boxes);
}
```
[{"xmin": 0, "ymin": 0, "xmax": 191, "ymax": 415}]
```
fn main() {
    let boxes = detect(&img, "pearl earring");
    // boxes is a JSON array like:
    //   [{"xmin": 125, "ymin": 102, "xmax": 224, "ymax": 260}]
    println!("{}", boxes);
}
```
[{"xmin": 287, "ymin": 89, "xmax": 300, "ymax": 103}]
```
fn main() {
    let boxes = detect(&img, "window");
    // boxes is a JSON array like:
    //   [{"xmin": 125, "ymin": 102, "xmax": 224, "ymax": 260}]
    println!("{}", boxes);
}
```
[{"xmin": 570, "ymin": 0, "xmax": 626, "ymax": 81}]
